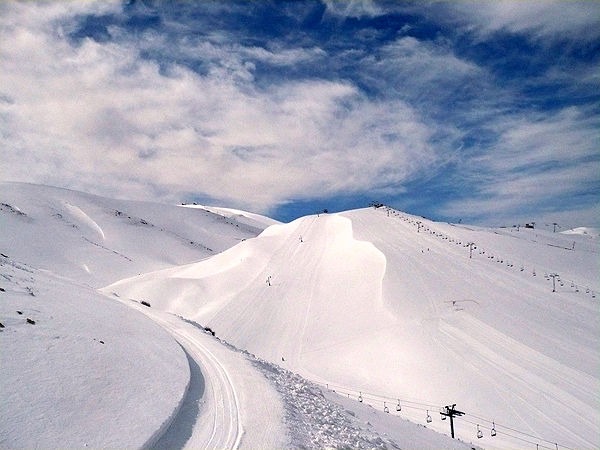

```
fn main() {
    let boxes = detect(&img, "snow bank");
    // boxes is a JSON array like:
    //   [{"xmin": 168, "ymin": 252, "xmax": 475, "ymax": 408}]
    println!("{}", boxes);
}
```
[
  {"xmin": 561, "ymin": 226, "xmax": 600, "ymax": 236},
  {"xmin": 0, "ymin": 256, "xmax": 190, "ymax": 449}
]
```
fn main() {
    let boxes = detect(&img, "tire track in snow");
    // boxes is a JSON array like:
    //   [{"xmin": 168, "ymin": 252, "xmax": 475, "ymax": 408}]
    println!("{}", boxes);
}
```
[
  {"xmin": 124, "ymin": 304, "xmax": 243, "ymax": 450},
  {"xmin": 171, "ymin": 327, "xmax": 243, "ymax": 450}
]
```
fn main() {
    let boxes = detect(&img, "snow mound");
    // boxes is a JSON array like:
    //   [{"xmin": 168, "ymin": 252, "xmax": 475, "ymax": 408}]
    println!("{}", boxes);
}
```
[{"xmin": 561, "ymin": 226, "xmax": 600, "ymax": 236}]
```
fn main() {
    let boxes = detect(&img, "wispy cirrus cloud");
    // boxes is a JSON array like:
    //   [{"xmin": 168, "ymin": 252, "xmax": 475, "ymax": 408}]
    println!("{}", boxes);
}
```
[
  {"xmin": 439, "ymin": 107, "xmax": 599, "ymax": 226},
  {"xmin": 444, "ymin": 0, "xmax": 600, "ymax": 42}
]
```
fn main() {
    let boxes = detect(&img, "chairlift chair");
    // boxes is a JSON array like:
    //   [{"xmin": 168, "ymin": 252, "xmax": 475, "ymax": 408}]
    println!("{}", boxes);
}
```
[
  {"xmin": 477, "ymin": 424, "xmax": 483, "ymax": 439},
  {"xmin": 491, "ymin": 421, "xmax": 497, "ymax": 437},
  {"xmin": 426, "ymin": 410, "xmax": 432, "ymax": 423},
  {"xmin": 358, "ymin": 392, "xmax": 363, "ymax": 403},
  {"xmin": 396, "ymin": 400, "xmax": 401, "ymax": 412},
  {"xmin": 384, "ymin": 402, "xmax": 389, "ymax": 413}
]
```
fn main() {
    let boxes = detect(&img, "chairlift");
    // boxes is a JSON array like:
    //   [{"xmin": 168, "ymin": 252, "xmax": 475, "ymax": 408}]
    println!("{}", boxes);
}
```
[
  {"xmin": 358, "ymin": 392, "xmax": 363, "ymax": 403},
  {"xmin": 384, "ymin": 402, "xmax": 389, "ymax": 413},
  {"xmin": 586, "ymin": 287, "xmax": 590, "ymax": 294},
  {"xmin": 477, "ymin": 424, "xmax": 483, "ymax": 439},
  {"xmin": 426, "ymin": 410, "xmax": 432, "ymax": 423},
  {"xmin": 396, "ymin": 400, "xmax": 401, "ymax": 412},
  {"xmin": 491, "ymin": 421, "xmax": 497, "ymax": 437}
]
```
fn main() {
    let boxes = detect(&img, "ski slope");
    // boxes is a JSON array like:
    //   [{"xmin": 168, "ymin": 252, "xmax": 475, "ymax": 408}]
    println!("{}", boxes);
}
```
[{"xmin": 108, "ymin": 206, "xmax": 599, "ymax": 450}]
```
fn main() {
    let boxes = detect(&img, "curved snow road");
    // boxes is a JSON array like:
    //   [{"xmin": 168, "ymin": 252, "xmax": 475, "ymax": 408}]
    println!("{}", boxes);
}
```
[
  {"xmin": 123, "ymin": 300, "xmax": 287, "ymax": 450},
  {"xmin": 165, "ymin": 325, "xmax": 243, "ymax": 450}
]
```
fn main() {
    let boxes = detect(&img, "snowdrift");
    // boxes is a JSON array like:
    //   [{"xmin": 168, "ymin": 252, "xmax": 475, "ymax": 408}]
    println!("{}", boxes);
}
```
[{"xmin": 108, "ymin": 207, "xmax": 599, "ymax": 450}]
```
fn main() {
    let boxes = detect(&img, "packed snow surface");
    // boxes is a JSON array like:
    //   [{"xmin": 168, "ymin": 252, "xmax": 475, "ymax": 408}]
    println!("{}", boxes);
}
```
[{"xmin": 109, "ymin": 206, "xmax": 599, "ymax": 450}]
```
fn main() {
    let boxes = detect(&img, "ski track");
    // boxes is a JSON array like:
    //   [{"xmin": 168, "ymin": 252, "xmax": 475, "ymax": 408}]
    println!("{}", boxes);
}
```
[
  {"xmin": 122, "ymin": 301, "xmax": 286, "ymax": 450},
  {"xmin": 120, "ymin": 302, "xmax": 242, "ymax": 450}
]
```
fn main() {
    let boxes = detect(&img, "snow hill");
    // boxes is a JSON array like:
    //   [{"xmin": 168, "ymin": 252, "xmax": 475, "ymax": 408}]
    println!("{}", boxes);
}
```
[
  {"xmin": 1, "ymin": 183, "xmax": 597, "ymax": 449},
  {"xmin": 2, "ymin": 183, "xmax": 481, "ymax": 450},
  {"xmin": 108, "ymin": 207, "xmax": 599, "ymax": 450},
  {"xmin": 0, "ymin": 182, "xmax": 271, "ymax": 287}
]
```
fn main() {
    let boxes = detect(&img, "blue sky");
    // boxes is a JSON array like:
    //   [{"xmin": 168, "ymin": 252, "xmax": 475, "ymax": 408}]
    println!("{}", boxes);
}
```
[{"xmin": 1, "ymin": 1, "xmax": 598, "ymax": 227}]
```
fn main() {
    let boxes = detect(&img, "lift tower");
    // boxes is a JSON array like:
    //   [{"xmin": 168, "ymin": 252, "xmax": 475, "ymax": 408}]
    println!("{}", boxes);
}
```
[{"xmin": 440, "ymin": 404, "xmax": 464, "ymax": 439}]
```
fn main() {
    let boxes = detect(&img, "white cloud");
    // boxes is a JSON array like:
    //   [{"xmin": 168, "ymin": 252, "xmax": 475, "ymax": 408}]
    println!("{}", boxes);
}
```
[
  {"xmin": 476, "ymin": 107, "xmax": 598, "ymax": 172},
  {"xmin": 439, "ymin": 107, "xmax": 600, "ymax": 228},
  {"xmin": 323, "ymin": 0, "xmax": 384, "ymax": 19},
  {"xmin": 0, "ymin": 2, "xmax": 439, "ymax": 213},
  {"xmin": 446, "ymin": 1, "xmax": 600, "ymax": 41}
]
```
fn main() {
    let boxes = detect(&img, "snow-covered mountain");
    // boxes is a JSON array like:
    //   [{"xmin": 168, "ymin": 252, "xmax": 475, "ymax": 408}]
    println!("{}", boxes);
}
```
[
  {"xmin": 108, "ymin": 207, "xmax": 599, "ymax": 450},
  {"xmin": 1, "ymin": 183, "xmax": 597, "ymax": 450},
  {"xmin": 0, "ymin": 182, "xmax": 271, "ymax": 287}
]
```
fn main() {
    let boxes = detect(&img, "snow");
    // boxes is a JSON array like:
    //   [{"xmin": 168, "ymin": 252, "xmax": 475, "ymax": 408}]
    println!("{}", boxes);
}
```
[
  {"xmin": 108, "ymin": 206, "xmax": 599, "ymax": 450},
  {"xmin": 181, "ymin": 204, "xmax": 281, "ymax": 230},
  {"xmin": 0, "ymin": 257, "xmax": 189, "ymax": 449},
  {"xmin": 561, "ymin": 227, "xmax": 600, "ymax": 237},
  {"xmin": 0, "ymin": 182, "xmax": 269, "ymax": 287},
  {"xmin": 2, "ymin": 184, "xmax": 598, "ymax": 450}
]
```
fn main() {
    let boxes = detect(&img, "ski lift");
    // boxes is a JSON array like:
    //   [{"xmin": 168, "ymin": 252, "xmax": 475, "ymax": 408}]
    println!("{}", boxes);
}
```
[
  {"xmin": 571, "ymin": 281, "xmax": 575, "ymax": 287},
  {"xmin": 358, "ymin": 392, "xmax": 363, "ymax": 403},
  {"xmin": 586, "ymin": 287, "xmax": 590, "ymax": 294},
  {"xmin": 520, "ymin": 265, "xmax": 524, "ymax": 271},
  {"xmin": 491, "ymin": 421, "xmax": 497, "ymax": 437},
  {"xmin": 384, "ymin": 402, "xmax": 389, "ymax": 413},
  {"xmin": 575, "ymin": 285, "xmax": 579, "ymax": 292},
  {"xmin": 426, "ymin": 410, "xmax": 432, "ymax": 423},
  {"xmin": 533, "ymin": 269, "xmax": 536, "ymax": 276},
  {"xmin": 477, "ymin": 424, "xmax": 483, "ymax": 439},
  {"xmin": 592, "ymin": 291, "xmax": 596, "ymax": 298},
  {"xmin": 396, "ymin": 400, "xmax": 401, "ymax": 412}
]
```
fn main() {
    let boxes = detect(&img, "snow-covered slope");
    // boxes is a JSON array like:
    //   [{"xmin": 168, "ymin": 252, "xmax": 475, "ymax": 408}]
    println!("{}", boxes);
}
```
[
  {"xmin": 182, "ymin": 204, "xmax": 281, "ymax": 230},
  {"xmin": 0, "ymin": 256, "xmax": 189, "ymax": 449},
  {"xmin": 107, "ymin": 206, "xmax": 599, "ymax": 450},
  {"xmin": 0, "ymin": 182, "xmax": 273, "ymax": 287}
]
